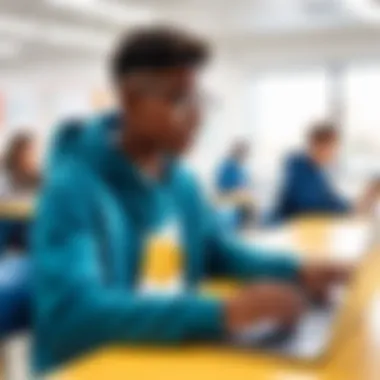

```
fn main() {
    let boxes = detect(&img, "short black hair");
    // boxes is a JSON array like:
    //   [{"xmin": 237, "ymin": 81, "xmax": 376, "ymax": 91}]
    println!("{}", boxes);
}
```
[
  {"xmin": 111, "ymin": 26, "xmax": 210, "ymax": 82},
  {"xmin": 308, "ymin": 122, "xmax": 339, "ymax": 146}
]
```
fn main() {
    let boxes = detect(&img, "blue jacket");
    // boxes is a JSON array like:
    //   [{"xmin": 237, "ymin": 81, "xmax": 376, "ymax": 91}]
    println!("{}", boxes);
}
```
[
  {"xmin": 33, "ymin": 113, "xmax": 299, "ymax": 373},
  {"xmin": 216, "ymin": 159, "xmax": 249, "ymax": 194},
  {"xmin": 0, "ymin": 256, "xmax": 31, "ymax": 336},
  {"xmin": 274, "ymin": 153, "xmax": 351, "ymax": 221}
]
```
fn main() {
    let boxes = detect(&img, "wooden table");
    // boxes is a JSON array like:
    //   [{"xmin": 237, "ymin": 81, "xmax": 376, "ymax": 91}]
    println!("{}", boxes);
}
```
[{"xmin": 50, "ymin": 217, "xmax": 380, "ymax": 380}]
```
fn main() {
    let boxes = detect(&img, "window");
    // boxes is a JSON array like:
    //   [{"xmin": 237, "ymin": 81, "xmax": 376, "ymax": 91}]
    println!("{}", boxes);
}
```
[
  {"xmin": 342, "ymin": 65, "xmax": 380, "ymax": 178},
  {"xmin": 248, "ymin": 69, "xmax": 330, "ymax": 183}
]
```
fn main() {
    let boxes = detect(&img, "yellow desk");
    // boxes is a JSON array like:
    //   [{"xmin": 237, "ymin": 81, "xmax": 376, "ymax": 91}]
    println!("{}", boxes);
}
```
[
  {"xmin": 51, "ymin": 218, "xmax": 380, "ymax": 380},
  {"xmin": 0, "ymin": 199, "xmax": 34, "ymax": 220}
]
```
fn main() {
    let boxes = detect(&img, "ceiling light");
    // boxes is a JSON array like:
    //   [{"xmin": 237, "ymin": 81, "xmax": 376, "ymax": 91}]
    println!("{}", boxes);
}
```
[
  {"xmin": 47, "ymin": 0, "xmax": 154, "ymax": 25},
  {"xmin": 0, "ymin": 14, "xmax": 114, "ymax": 51},
  {"xmin": 0, "ymin": 15, "xmax": 38, "ymax": 39},
  {"xmin": 45, "ymin": 23, "xmax": 113, "ymax": 50},
  {"xmin": 343, "ymin": 0, "xmax": 380, "ymax": 22}
]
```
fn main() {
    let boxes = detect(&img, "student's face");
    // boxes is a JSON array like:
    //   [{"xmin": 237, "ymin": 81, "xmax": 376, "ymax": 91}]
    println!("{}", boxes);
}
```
[
  {"xmin": 313, "ymin": 140, "xmax": 339, "ymax": 166},
  {"xmin": 120, "ymin": 67, "xmax": 202, "ymax": 156},
  {"xmin": 19, "ymin": 141, "xmax": 38, "ymax": 175},
  {"xmin": 234, "ymin": 145, "xmax": 249, "ymax": 163}
]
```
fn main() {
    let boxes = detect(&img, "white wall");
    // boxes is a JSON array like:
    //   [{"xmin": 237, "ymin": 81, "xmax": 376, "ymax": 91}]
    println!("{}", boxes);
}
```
[{"xmin": 220, "ymin": 26, "xmax": 380, "ymax": 70}]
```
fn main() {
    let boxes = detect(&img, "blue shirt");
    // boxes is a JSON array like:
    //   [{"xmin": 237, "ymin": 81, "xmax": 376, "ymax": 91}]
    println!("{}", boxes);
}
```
[
  {"xmin": 274, "ymin": 153, "xmax": 351, "ymax": 221},
  {"xmin": 216, "ymin": 159, "xmax": 249, "ymax": 194},
  {"xmin": 0, "ymin": 255, "xmax": 30, "ymax": 336}
]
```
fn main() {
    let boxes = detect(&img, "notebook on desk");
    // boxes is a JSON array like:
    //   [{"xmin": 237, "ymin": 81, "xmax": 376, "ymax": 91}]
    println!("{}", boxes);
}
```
[{"xmin": 234, "ymin": 218, "xmax": 377, "ymax": 362}]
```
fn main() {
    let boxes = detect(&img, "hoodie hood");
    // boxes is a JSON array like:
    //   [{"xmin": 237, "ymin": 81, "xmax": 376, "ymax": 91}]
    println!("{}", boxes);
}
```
[
  {"xmin": 50, "ymin": 111, "xmax": 182, "ymax": 198},
  {"xmin": 50, "ymin": 112, "xmax": 140, "ymax": 187}
]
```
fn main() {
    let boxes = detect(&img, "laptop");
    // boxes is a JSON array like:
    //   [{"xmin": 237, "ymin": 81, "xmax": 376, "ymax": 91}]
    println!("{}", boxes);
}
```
[{"xmin": 234, "ymin": 218, "xmax": 378, "ymax": 361}]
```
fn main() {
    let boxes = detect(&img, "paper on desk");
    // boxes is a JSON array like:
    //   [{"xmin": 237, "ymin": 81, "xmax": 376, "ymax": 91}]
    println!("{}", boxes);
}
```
[
  {"xmin": 242, "ymin": 229, "xmax": 298, "ymax": 257},
  {"xmin": 329, "ymin": 221, "xmax": 372, "ymax": 263}
]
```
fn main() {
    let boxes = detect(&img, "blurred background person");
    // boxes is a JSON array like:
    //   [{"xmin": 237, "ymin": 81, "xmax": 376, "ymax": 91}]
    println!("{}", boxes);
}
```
[
  {"xmin": 273, "ymin": 123, "xmax": 351, "ymax": 222},
  {"xmin": 273, "ymin": 122, "xmax": 379, "ymax": 222},
  {"xmin": 0, "ymin": 132, "xmax": 39, "ymax": 253},
  {"xmin": 275, "ymin": 123, "xmax": 351, "ymax": 221},
  {"xmin": 0, "ymin": 132, "xmax": 38, "ymax": 338},
  {"xmin": 215, "ymin": 141, "xmax": 256, "ymax": 229},
  {"xmin": 216, "ymin": 141, "xmax": 251, "ymax": 194}
]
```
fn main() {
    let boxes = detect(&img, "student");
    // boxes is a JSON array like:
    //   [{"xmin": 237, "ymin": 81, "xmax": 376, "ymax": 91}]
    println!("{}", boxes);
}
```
[
  {"xmin": 0, "ymin": 132, "xmax": 39, "ymax": 252},
  {"xmin": 274, "ymin": 123, "xmax": 352, "ymax": 221},
  {"xmin": 216, "ymin": 142, "xmax": 255, "ymax": 227},
  {"xmin": 33, "ymin": 27, "xmax": 349, "ymax": 373},
  {"xmin": 216, "ymin": 142, "xmax": 251, "ymax": 194},
  {"xmin": 0, "ymin": 133, "xmax": 37, "ymax": 336}
]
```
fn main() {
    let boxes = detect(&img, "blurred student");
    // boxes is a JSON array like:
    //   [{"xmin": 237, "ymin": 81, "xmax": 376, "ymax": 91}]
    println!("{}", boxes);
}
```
[
  {"xmin": 0, "ymin": 132, "xmax": 39, "ymax": 251},
  {"xmin": 274, "ymin": 123, "xmax": 351, "ymax": 221},
  {"xmin": 275, "ymin": 123, "xmax": 380, "ymax": 222},
  {"xmin": 217, "ymin": 142, "xmax": 251, "ymax": 194},
  {"xmin": 34, "ymin": 27, "xmax": 350, "ymax": 373},
  {"xmin": 0, "ymin": 132, "xmax": 37, "ymax": 337},
  {"xmin": 216, "ymin": 142, "xmax": 255, "ymax": 228}
]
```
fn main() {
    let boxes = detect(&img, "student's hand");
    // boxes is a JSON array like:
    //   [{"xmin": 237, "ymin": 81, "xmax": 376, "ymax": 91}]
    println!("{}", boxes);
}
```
[
  {"xmin": 357, "ymin": 180, "xmax": 380, "ymax": 214},
  {"xmin": 300, "ymin": 263, "xmax": 353, "ymax": 303},
  {"xmin": 224, "ymin": 283, "xmax": 305, "ymax": 335}
]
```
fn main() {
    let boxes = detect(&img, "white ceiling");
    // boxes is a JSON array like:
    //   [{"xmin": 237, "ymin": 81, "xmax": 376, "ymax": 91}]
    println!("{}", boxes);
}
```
[{"xmin": 0, "ymin": 0, "xmax": 379, "ymax": 69}]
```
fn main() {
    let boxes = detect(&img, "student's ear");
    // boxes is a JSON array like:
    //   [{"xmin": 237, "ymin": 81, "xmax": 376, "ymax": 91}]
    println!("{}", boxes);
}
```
[
  {"xmin": 119, "ymin": 86, "xmax": 139, "ymax": 112},
  {"xmin": 125, "ymin": 90, "xmax": 136, "ymax": 108}
]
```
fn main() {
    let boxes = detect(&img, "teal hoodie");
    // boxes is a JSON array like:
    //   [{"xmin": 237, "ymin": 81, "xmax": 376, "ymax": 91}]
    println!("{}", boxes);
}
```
[{"xmin": 33, "ymin": 113, "xmax": 300, "ymax": 373}]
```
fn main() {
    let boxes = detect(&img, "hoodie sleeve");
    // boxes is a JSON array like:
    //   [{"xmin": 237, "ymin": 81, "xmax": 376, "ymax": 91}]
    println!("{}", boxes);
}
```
[
  {"xmin": 185, "ymin": 173, "xmax": 300, "ymax": 282},
  {"xmin": 205, "ymin": 226, "xmax": 300, "ymax": 282},
  {"xmin": 33, "ymin": 164, "xmax": 224, "ymax": 369}
]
